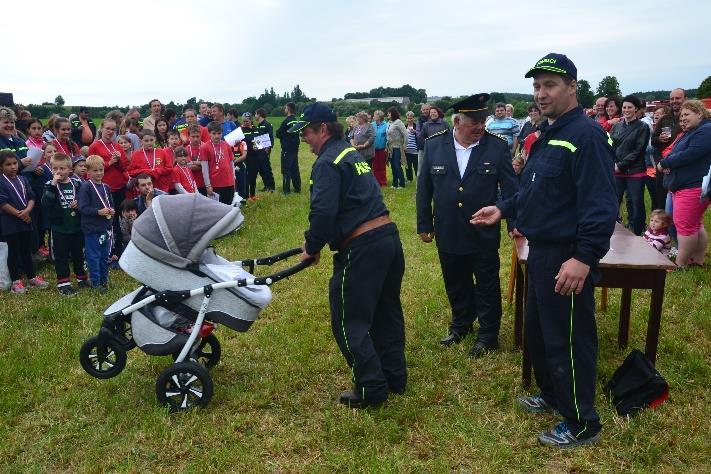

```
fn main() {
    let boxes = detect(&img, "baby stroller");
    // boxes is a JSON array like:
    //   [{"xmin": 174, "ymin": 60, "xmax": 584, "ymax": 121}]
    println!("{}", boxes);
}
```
[{"xmin": 79, "ymin": 194, "xmax": 311, "ymax": 411}]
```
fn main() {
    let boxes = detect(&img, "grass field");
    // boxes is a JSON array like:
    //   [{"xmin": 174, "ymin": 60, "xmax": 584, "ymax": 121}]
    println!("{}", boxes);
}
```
[{"xmin": 1, "ymin": 117, "xmax": 710, "ymax": 471}]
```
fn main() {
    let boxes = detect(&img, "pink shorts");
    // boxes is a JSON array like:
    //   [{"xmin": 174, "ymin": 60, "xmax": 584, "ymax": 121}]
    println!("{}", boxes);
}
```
[{"xmin": 672, "ymin": 187, "xmax": 710, "ymax": 236}]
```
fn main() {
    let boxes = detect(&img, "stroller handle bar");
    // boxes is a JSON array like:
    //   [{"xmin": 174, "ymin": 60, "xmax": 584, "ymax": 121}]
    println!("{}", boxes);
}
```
[
  {"xmin": 106, "ymin": 248, "xmax": 314, "ymax": 318},
  {"xmin": 236, "ymin": 247, "xmax": 302, "ymax": 273}
]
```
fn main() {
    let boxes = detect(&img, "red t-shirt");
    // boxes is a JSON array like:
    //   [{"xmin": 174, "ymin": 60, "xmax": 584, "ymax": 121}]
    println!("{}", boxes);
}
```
[
  {"xmin": 88, "ymin": 140, "xmax": 129, "ymax": 191},
  {"xmin": 200, "ymin": 140, "xmax": 234, "ymax": 188},
  {"xmin": 128, "ymin": 148, "xmax": 171, "ymax": 191},
  {"xmin": 180, "ymin": 125, "xmax": 210, "ymax": 144},
  {"xmin": 157, "ymin": 147, "xmax": 176, "ymax": 192},
  {"xmin": 523, "ymin": 132, "xmax": 538, "ymax": 156},
  {"xmin": 186, "ymin": 143, "xmax": 206, "ymax": 189},
  {"xmin": 52, "ymin": 138, "xmax": 80, "ymax": 158},
  {"xmin": 172, "ymin": 164, "xmax": 197, "ymax": 193}
]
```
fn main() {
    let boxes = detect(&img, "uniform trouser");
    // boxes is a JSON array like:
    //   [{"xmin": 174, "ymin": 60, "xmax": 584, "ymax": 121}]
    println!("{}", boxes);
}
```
[
  {"xmin": 235, "ymin": 163, "xmax": 247, "ymax": 198},
  {"xmin": 258, "ymin": 151, "xmax": 275, "ymax": 189},
  {"xmin": 280, "ymin": 149, "xmax": 301, "ymax": 193},
  {"xmin": 84, "ymin": 231, "xmax": 110, "ymax": 287},
  {"xmin": 111, "ymin": 189, "xmax": 125, "ymax": 256},
  {"xmin": 405, "ymin": 152, "xmax": 418, "ymax": 181},
  {"xmin": 526, "ymin": 244, "xmax": 601, "ymax": 438},
  {"xmin": 214, "ymin": 185, "xmax": 235, "ymax": 205},
  {"xmin": 51, "ymin": 231, "xmax": 87, "ymax": 287},
  {"xmin": 5, "ymin": 231, "xmax": 35, "ymax": 281},
  {"xmin": 329, "ymin": 224, "xmax": 407, "ymax": 402},
  {"xmin": 616, "ymin": 177, "xmax": 645, "ymax": 235},
  {"xmin": 437, "ymin": 250, "xmax": 501, "ymax": 342},
  {"xmin": 245, "ymin": 156, "xmax": 260, "ymax": 197}
]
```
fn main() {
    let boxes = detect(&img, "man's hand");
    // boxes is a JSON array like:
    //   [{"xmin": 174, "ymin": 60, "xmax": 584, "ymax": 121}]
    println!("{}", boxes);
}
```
[
  {"xmin": 470, "ymin": 206, "xmax": 502, "ymax": 226},
  {"xmin": 508, "ymin": 227, "xmax": 523, "ymax": 238},
  {"xmin": 34, "ymin": 167, "xmax": 44, "ymax": 176},
  {"xmin": 419, "ymin": 232, "xmax": 434, "ymax": 243},
  {"xmin": 554, "ymin": 258, "xmax": 590, "ymax": 295},
  {"xmin": 299, "ymin": 242, "xmax": 320, "ymax": 265}
]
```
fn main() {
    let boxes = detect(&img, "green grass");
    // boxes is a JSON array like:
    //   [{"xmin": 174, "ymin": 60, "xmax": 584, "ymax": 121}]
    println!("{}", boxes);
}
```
[{"xmin": 1, "ymin": 117, "xmax": 710, "ymax": 471}]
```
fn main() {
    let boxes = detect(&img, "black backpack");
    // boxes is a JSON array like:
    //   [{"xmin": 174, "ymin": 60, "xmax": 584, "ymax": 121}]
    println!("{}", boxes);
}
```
[{"xmin": 603, "ymin": 349, "xmax": 669, "ymax": 416}]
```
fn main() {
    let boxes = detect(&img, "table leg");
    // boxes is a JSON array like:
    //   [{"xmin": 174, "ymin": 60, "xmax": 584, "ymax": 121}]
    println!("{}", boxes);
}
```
[
  {"xmin": 507, "ymin": 246, "xmax": 518, "ymax": 303},
  {"xmin": 645, "ymin": 271, "xmax": 666, "ymax": 364},
  {"xmin": 514, "ymin": 262, "xmax": 525, "ymax": 349},
  {"xmin": 618, "ymin": 288, "xmax": 632, "ymax": 349},
  {"xmin": 600, "ymin": 287, "xmax": 608, "ymax": 312}
]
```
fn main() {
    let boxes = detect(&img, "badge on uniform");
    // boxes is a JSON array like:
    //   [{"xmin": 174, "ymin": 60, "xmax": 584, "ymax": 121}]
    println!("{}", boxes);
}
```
[{"xmin": 431, "ymin": 165, "xmax": 447, "ymax": 175}]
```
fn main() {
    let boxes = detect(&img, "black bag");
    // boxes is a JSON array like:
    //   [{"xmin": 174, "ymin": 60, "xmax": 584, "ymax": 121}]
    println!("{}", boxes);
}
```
[{"xmin": 603, "ymin": 349, "xmax": 669, "ymax": 416}]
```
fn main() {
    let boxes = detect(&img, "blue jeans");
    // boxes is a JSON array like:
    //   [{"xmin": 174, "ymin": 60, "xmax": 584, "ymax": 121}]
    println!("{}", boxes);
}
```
[
  {"xmin": 665, "ymin": 192, "xmax": 677, "ymax": 243},
  {"xmin": 390, "ymin": 148, "xmax": 406, "ymax": 188},
  {"xmin": 85, "ymin": 231, "xmax": 110, "ymax": 286},
  {"xmin": 615, "ymin": 177, "xmax": 645, "ymax": 235}
]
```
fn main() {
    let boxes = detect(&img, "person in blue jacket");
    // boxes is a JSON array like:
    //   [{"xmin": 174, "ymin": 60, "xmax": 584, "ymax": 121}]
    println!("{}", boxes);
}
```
[{"xmin": 472, "ymin": 53, "xmax": 618, "ymax": 448}]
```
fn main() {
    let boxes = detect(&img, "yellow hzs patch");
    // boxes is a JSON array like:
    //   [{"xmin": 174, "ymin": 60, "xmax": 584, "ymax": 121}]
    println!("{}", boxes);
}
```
[{"xmin": 354, "ymin": 161, "xmax": 371, "ymax": 175}]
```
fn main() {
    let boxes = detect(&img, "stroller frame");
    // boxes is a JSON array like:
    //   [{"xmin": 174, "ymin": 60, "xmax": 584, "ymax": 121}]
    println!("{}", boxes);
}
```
[{"xmin": 80, "ymin": 247, "xmax": 312, "ymax": 411}]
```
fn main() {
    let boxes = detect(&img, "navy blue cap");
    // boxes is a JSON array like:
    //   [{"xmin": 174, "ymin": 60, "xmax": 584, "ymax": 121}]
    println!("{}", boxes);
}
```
[
  {"xmin": 287, "ymin": 103, "xmax": 338, "ymax": 133},
  {"xmin": 450, "ymin": 93, "xmax": 490, "ymax": 119},
  {"xmin": 525, "ymin": 53, "xmax": 577, "ymax": 80}
]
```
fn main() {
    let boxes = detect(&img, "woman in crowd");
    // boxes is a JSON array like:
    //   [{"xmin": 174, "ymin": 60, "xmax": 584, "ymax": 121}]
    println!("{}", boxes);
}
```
[
  {"xmin": 350, "ymin": 111, "xmax": 374, "ymax": 167},
  {"xmin": 611, "ymin": 95, "xmax": 650, "ymax": 235},
  {"xmin": 154, "ymin": 117, "xmax": 170, "ymax": 148},
  {"xmin": 404, "ymin": 111, "xmax": 418, "ymax": 182},
  {"xmin": 386, "ymin": 107, "xmax": 407, "ymax": 189},
  {"xmin": 345, "ymin": 115, "xmax": 356, "ymax": 144},
  {"xmin": 417, "ymin": 106, "xmax": 448, "ymax": 148},
  {"xmin": 42, "ymin": 114, "xmax": 58, "ymax": 142},
  {"xmin": 658, "ymin": 100, "xmax": 711, "ymax": 268},
  {"xmin": 516, "ymin": 103, "xmax": 542, "ymax": 150},
  {"xmin": 371, "ymin": 110, "xmax": 388, "ymax": 187},
  {"xmin": 650, "ymin": 106, "xmax": 671, "ymax": 208},
  {"xmin": 600, "ymin": 96, "xmax": 622, "ymax": 132}
]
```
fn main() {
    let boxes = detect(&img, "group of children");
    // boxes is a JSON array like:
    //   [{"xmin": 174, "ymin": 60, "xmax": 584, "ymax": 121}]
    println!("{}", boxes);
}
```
[{"xmin": 1, "ymin": 107, "xmax": 243, "ymax": 296}]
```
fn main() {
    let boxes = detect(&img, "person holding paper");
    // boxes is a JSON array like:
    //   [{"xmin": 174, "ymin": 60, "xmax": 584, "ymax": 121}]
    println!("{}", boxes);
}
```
[
  {"xmin": 241, "ymin": 113, "xmax": 266, "ymax": 200},
  {"xmin": 255, "ymin": 108, "xmax": 275, "ymax": 192}
]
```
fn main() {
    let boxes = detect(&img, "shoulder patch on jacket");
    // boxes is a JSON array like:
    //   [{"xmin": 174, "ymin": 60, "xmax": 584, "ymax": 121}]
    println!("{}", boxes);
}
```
[
  {"xmin": 425, "ymin": 129, "xmax": 448, "ymax": 141},
  {"xmin": 486, "ymin": 130, "xmax": 507, "ymax": 141}
]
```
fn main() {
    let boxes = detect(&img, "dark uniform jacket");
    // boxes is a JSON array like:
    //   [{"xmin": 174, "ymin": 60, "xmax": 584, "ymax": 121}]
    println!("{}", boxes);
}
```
[
  {"xmin": 276, "ymin": 114, "xmax": 300, "ymax": 152},
  {"xmin": 498, "ymin": 107, "xmax": 617, "ymax": 268},
  {"xmin": 305, "ymin": 137, "xmax": 387, "ymax": 255},
  {"xmin": 70, "ymin": 117, "xmax": 97, "ymax": 146},
  {"xmin": 417, "ymin": 129, "xmax": 518, "ymax": 254}
]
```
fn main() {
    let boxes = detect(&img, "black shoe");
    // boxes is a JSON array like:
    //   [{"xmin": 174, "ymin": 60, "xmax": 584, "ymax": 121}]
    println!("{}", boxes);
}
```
[
  {"xmin": 338, "ymin": 390, "xmax": 384, "ymax": 409},
  {"xmin": 440, "ymin": 330, "xmax": 469, "ymax": 346},
  {"xmin": 77, "ymin": 279, "xmax": 91, "ymax": 289},
  {"xmin": 58, "ymin": 285, "xmax": 77, "ymax": 296},
  {"xmin": 468, "ymin": 340, "xmax": 499, "ymax": 358}
]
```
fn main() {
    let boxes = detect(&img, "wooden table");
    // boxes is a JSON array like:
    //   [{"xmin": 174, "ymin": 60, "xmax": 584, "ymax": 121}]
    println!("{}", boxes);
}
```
[{"xmin": 513, "ymin": 223, "xmax": 676, "ymax": 387}]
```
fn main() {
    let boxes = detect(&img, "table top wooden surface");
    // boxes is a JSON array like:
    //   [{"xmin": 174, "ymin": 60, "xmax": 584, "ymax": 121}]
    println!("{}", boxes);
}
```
[{"xmin": 515, "ymin": 223, "xmax": 676, "ymax": 270}]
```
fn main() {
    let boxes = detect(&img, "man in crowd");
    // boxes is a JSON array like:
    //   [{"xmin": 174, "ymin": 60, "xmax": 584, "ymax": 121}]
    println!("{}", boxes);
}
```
[
  {"xmin": 486, "ymin": 102, "xmax": 520, "ymax": 153},
  {"xmin": 143, "ymin": 99, "xmax": 162, "ymax": 131},
  {"xmin": 416, "ymin": 93, "xmax": 518, "ymax": 357},
  {"xmin": 255, "ymin": 108, "xmax": 275, "ymax": 192},
  {"xmin": 594, "ymin": 96, "xmax": 607, "ymax": 125},
  {"xmin": 416, "ymin": 103, "xmax": 431, "ymax": 164},
  {"xmin": 198, "ymin": 102, "xmax": 212, "ymax": 126},
  {"xmin": 275, "ymin": 102, "xmax": 301, "ymax": 194},
  {"xmin": 294, "ymin": 103, "xmax": 406, "ymax": 409},
  {"xmin": 472, "ymin": 53, "xmax": 617, "ymax": 448},
  {"xmin": 210, "ymin": 103, "xmax": 237, "ymax": 138},
  {"xmin": 71, "ymin": 107, "xmax": 97, "ymax": 146}
]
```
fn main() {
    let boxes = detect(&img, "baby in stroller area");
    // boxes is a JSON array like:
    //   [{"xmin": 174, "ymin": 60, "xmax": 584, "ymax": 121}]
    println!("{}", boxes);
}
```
[{"xmin": 80, "ymin": 193, "xmax": 312, "ymax": 411}]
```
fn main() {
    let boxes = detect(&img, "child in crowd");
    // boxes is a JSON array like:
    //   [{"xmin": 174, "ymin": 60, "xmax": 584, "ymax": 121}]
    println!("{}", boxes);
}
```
[
  {"xmin": 154, "ymin": 117, "xmax": 170, "ymax": 148},
  {"xmin": 512, "ymin": 154, "xmax": 525, "ymax": 176},
  {"xmin": 180, "ymin": 109, "xmax": 210, "ymax": 144},
  {"xmin": 172, "ymin": 146, "xmax": 197, "ymax": 194},
  {"xmin": 128, "ymin": 130, "xmax": 170, "ymax": 192},
  {"xmin": 118, "ymin": 199, "xmax": 138, "ymax": 250},
  {"xmin": 0, "ymin": 150, "xmax": 49, "ymax": 293},
  {"xmin": 51, "ymin": 117, "xmax": 81, "ymax": 158},
  {"xmin": 233, "ymin": 137, "xmax": 248, "ymax": 201},
  {"xmin": 72, "ymin": 155, "xmax": 88, "ymax": 180},
  {"xmin": 29, "ymin": 143, "xmax": 56, "ymax": 259},
  {"xmin": 200, "ymin": 121, "xmax": 235, "ymax": 205},
  {"xmin": 158, "ymin": 130, "xmax": 179, "ymax": 193},
  {"xmin": 25, "ymin": 118, "xmax": 45, "ymax": 149},
  {"xmin": 80, "ymin": 146, "xmax": 89, "ymax": 158},
  {"xmin": 41, "ymin": 153, "xmax": 88, "ymax": 295},
  {"xmin": 77, "ymin": 155, "xmax": 114, "ymax": 292},
  {"xmin": 186, "ymin": 125, "xmax": 206, "ymax": 194},
  {"xmin": 122, "ymin": 118, "xmax": 142, "ymax": 150},
  {"xmin": 643, "ymin": 209, "xmax": 672, "ymax": 256},
  {"xmin": 133, "ymin": 173, "xmax": 166, "ymax": 215}
]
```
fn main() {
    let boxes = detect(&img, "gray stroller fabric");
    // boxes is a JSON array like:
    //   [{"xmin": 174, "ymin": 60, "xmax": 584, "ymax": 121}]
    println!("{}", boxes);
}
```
[{"xmin": 131, "ymin": 194, "xmax": 244, "ymax": 269}]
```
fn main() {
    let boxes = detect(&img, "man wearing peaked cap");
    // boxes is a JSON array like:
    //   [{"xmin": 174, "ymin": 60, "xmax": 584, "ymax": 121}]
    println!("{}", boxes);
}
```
[
  {"xmin": 416, "ymin": 93, "xmax": 519, "ymax": 357},
  {"xmin": 293, "ymin": 103, "xmax": 407, "ymax": 409},
  {"xmin": 472, "ymin": 53, "xmax": 617, "ymax": 448}
]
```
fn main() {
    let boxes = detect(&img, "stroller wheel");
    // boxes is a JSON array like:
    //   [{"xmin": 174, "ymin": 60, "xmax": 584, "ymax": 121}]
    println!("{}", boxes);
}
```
[
  {"xmin": 156, "ymin": 362, "xmax": 213, "ymax": 411},
  {"xmin": 173, "ymin": 334, "xmax": 221, "ymax": 369},
  {"xmin": 79, "ymin": 336, "xmax": 127, "ymax": 379},
  {"xmin": 113, "ymin": 318, "xmax": 136, "ymax": 351}
]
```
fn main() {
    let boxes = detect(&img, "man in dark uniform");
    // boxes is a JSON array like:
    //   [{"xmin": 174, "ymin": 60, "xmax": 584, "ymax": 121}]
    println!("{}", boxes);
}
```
[
  {"xmin": 255, "ymin": 108, "xmax": 276, "ymax": 192},
  {"xmin": 472, "ymin": 53, "xmax": 618, "ymax": 447},
  {"xmin": 293, "ymin": 103, "xmax": 407, "ymax": 408},
  {"xmin": 275, "ymin": 102, "xmax": 301, "ymax": 194},
  {"xmin": 241, "ymin": 113, "xmax": 266, "ymax": 200},
  {"xmin": 416, "ymin": 94, "xmax": 518, "ymax": 357}
]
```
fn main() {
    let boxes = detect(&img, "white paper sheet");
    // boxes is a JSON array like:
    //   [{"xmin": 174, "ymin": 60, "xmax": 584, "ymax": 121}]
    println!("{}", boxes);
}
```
[
  {"xmin": 224, "ymin": 127, "xmax": 245, "ymax": 146},
  {"xmin": 20, "ymin": 147, "xmax": 43, "ymax": 172}
]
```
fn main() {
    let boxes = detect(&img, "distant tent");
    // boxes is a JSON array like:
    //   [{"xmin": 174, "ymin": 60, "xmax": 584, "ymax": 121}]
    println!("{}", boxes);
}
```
[{"xmin": 0, "ymin": 93, "xmax": 14, "ymax": 107}]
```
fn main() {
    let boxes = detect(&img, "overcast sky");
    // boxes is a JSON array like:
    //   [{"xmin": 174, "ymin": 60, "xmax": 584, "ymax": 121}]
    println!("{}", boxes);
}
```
[{"xmin": 5, "ymin": 0, "xmax": 710, "ymax": 107}]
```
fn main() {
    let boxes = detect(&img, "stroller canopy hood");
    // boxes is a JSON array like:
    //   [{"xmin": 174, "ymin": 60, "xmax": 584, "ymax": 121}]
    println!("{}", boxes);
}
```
[{"xmin": 131, "ymin": 194, "xmax": 244, "ymax": 269}]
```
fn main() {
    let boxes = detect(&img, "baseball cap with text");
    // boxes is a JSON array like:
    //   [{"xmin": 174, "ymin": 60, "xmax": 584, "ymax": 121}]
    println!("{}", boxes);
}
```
[{"xmin": 525, "ymin": 53, "xmax": 577, "ymax": 80}]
